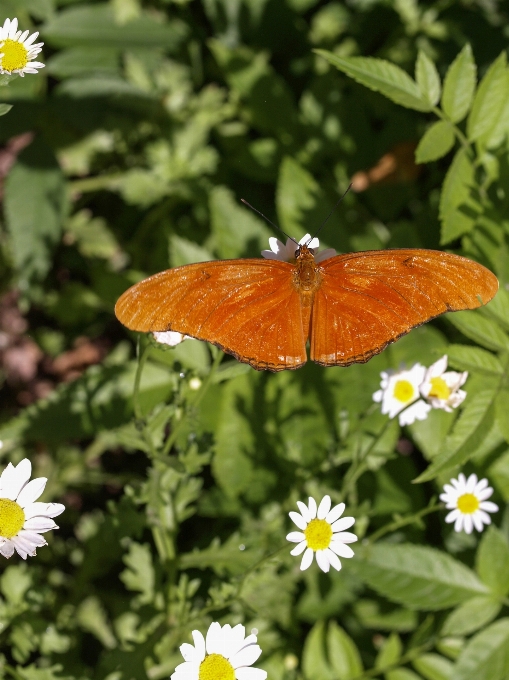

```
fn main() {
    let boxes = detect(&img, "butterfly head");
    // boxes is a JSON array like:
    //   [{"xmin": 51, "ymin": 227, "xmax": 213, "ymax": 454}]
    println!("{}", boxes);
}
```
[{"xmin": 261, "ymin": 235, "xmax": 336, "ymax": 264}]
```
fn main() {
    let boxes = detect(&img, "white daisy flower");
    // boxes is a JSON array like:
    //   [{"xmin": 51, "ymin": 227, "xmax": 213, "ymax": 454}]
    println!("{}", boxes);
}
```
[
  {"xmin": 420, "ymin": 355, "xmax": 467, "ymax": 412},
  {"xmin": 373, "ymin": 363, "xmax": 431, "ymax": 426},
  {"xmin": 152, "ymin": 330, "xmax": 188, "ymax": 346},
  {"xmin": 0, "ymin": 458, "xmax": 65, "ymax": 559},
  {"xmin": 0, "ymin": 18, "xmax": 44, "ymax": 77},
  {"xmin": 440, "ymin": 473, "xmax": 498, "ymax": 534},
  {"xmin": 171, "ymin": 622, "xmax": 267, "ymax": 680},
  {"xmin": 261, "ymin": 234, "xmax": 336, "ymax": 263},
  {"xmin": 286, "ymin": 495, "xmax": 357, "ymax": 573}
]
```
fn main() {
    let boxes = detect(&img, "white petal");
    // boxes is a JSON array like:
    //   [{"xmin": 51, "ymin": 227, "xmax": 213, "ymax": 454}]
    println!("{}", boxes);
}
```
[
  {"xmin": 454, "ymin": 514, "xmax": 465, "ymax": 532},
  {"xmin": 180, "ymin": 644, "xmax": 197, "ymax": 662},
  {"xmin": 17, "ymin": 477, "xmax": 47, "ymax": 507},
  {"xmin": 445, "ymin": 509, "xmax": 460, "ymax": 524},
  {"xmin": 297, "ymin": 500, "xmax": 312, "ymax": 523},
  {"xmin": 23, "ymin": 517, "xmax": 57, "ymax": 532},
  {"xmin": 286, "ymin": 531, "xmax": 305, "ymax": 543},
  {"xmin": 317, "ymin": 495, "xmax": 331, "ymax": 519},
  {"xmin": 307, "ymin": 497, "xmax": 317, "ymax": 519},
  {"xmin": 24, "ymin": 32, "xmax": 39, "ymax": 46},
  {"xmin": 315, "ymin": 549, "xmax": 330, "ymax": 573},
  {"xmin": 290, "ymin": 541, "xmax": 307, "ymax": 556},
  {"xmin": 324, "ymin": 548, "xmax": 341, "ymax": 571},
  {"xmin": 463, "ymin": 514, "xmax": 473, "ymax": 534},
  {"xmin": 314, "ymin": 248, "xmax": 336, "ymax": 263},
  {"xmin": 373, "ymin": 389, "xmax": 383, "ymax": 403},
  {"xmin": 235, "ymin": 667, "xmax": 267, "ymax": 680},
  {"xmin": 334, "ymin": 531, "xmax": 357, "ymax": 544},
  {"xmin": 325, "ymin": 502, "xmax": 345, "ymax": 524},
  {"xmin": 0, "ymin": 540, "xmax": 15, "ymax": 558},
  {"xmin": 205, "ymin": 622, "xmax": 223, "ymax": 655},
  {"xmin": 23, "ymin": 502, "xmax": 65, "ymax": 520},
  {"xmin": 472, "ymin": 512, "xmax": 486, "ymax": 532},
  {"xmin": 171, "ymin": 660, "xmax": 200, "ymax": 680},
  {"xmin": 289, "ymin": 512, "xmax": 307, "ymax": 531},
  {"xmin": 230, "ymin": 645, "xmax": 262, "ymax": 669},
  {"xmin": 329, "ymin": 541, "xmax": 355, "ymax": 558},
  {"xmin": 331, "ymin": 516, "xmax": 355, "ymax": 532},
  {"xmin": 479, "ymin": 501, "xmax": 498, "ymax": 513},
  {"xmin": 465, "ymin": 474, "xmax": 478, "ymax": 493},
  {"xmin": 300, "ymin": 547, "xmax": 314, "ymax": 570},
  {"xmin": 0, "ymin": 459, "xmax": 31, "ymax": 500},
  {"xmin": 398, "ymin": 400, "xmax": 431, "ymax": 426}
]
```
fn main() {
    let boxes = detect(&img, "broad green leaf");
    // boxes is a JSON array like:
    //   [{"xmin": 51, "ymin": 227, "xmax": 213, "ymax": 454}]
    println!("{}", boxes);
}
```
[
  {"xmin": 387, "ymin": 671, "xmax": 422, "ymax": 680},
  {"xmin": 415, "ymin": 121, "xmax": 455, "ymax": 163},
  {"xmin": 481, "ymin": 288, "xmax": 509, "ymax": 333},
  {"xmin": 46, "ymin": 46, "xmax": 120, "ymax": 77},
  {"xmin": 476, "ymin": 526, "xmax": 509, "ymax": 596},
  {"xmin": 446, "ymin": 345, "xmax": 503, "ymax": 376},
  {"xmin": 169, "ymin": 234, "xmax": 214, "ymax": 267},
  {"xmin": 42, "ymin": 4, "xmax": 188, "ymax": 49},
  {"xmin": 4, "ymin": 138, "xmax": 67, "ymax": 285},
  {"xmin": 415, "ymin": 51, "xmax": 441, "ymax": 106},
  {"xmin": 408, "ymin": 408, "xmax": 455, "ymax": 460},
  {"xmin": 442, "ymin": 44, "xmax": 476, "ymax": 123},
  {"xmin": 327, "ymin": 622, "xmax": 363, "ymax": 679},
  {"xmin": 179, "ymin": 535, "xmax": 254, "ymax": 575},
  {"xmin": 447, "ymin": 311, "xmax": 509, "ymax": 352},
  {"xmin": 414, "ymin": 388, "xmax": 497, "ymax": 482},
  {"xmin": 495, "ymin": 391, "xmax": 509, "ymax": 445},
  {"xmin": 315, "ymin": 51, "xmax": 432, "ymax": 111},
  {"xmin": 454, "ymin": 618, "xmax": 509, "ymax": 680},
  {"xmin": 467, "ymin": 52, "xmax": 507, "ymax": 142},
  {"xmin": 439, "ymin": 147, "xmax": 477, "ymax": 244},
  {"xmin": 353, "ymin": 600, "xmax": 418, "ymax": 632},
  {"xmin": 209, "ymin": 185, "xmax": 271, "ymax": 258},
  {"xmin": 276, "ymin": 156, "xmax": 320, "ymax": 236},
  {"xmin": 355, "ymin": 544, "xmax": 487, "ymax": 610},
  {"xmin": 488, "ymin": 448, "xmax": 509, "ymax": 501},
  {"xmin": 442, "ymin": 596, "xmax": 501, "ymax": 636},
  {"xmin": 375, "ymin": 633, "xmax": 402, "ymax": 668},
  {"xmin": 0, "ymin": 103, "xmax": 13, "ymax": 116},
  {"xmin": 302, "ymin": 622, "xmax": 335, "ymax": 680},
  {"xmin": 120, "ymin": 543, "xmax": 155, "ymax": 605},
  {"xmin": 413, "ymin": 653, "xmax": 454, "ymax": 680}
]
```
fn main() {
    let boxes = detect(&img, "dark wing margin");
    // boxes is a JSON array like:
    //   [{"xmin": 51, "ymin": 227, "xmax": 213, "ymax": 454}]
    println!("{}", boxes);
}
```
[
  {"xmin": 310, "ymin": 249, "xmax": 499, "ymax": 367},
  {"xmin": 115, "ymin": 259, "xmax": 307, "ymax": 371}
]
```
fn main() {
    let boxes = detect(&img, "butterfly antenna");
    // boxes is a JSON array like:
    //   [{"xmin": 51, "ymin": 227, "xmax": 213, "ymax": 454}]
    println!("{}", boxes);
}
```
[
  {"xmin": 309, "ymin": 183, "xmax": 353, "ymax": 243},
  {"xmin": 240, "ymin": 199, "xmax": 298, "ymax": 245}
]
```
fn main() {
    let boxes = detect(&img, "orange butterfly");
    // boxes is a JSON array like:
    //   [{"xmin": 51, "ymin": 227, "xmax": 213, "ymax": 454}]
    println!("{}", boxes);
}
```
[{"xmin": 115, "ymin": 235, "xmax": 498, "ymax": 372}]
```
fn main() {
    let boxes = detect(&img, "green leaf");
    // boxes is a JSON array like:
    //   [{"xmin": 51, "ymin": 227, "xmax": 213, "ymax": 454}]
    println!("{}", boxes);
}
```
[
  {"xmin": 327, "ymin": 621, "xmax": 363, "ymax": 679},
  {"xmin": 315, "ymin": 51, "xmax": 432, "ymax": 111},
  {"xmin": 169, "ymin": 234, "xmax": 214, "ymax": 267},
  {"xmin": 454, "ymin": 618, "xmax": 509, "ymax": 680},
  {"xmin": 120, "ymin": 543, "xmax": 155, "ymax": 605},
  {"xmin": 375, "ymin": 633, "xmax": 402, "ymax": 668},
  {"xmin": 495, "ymin": 391, "xmax": 509, "ymax": 445},
  {"xmin": 442, "ymin": 596, "xmax": 501, "ymax": 636},
  {"xmin": 179, "ymin": 535, "xmax": 254, "ymax": 575},
  {"xmin": 467, "ymin": 52, "xmax": 507, "ymax": 142},
  {"xmin": 476, "ymin": 526, "xmax": 509, "ymax": 597},
  {"xmin": 356, "ymin": 544, "xmax": 488, "ymax": 610},
  {"xmin": 446, "ymin": 345, "xmax": 503, "ymax": 376},
  {"xmin": 413, "ymin": 653, "xmax": 454, "ymax": 680},
  {"xmin": 442, "ymin": 44, "xmax": 477, "ymax": 123},
  {"xmin": 387, "ymin": 671, "xmax": 422, "ymax": 680},
  {"xmin": 414, "ymin": 388, "xmax": 497, "ymax": 482},
  {"xmin": 3, "ymin": 138, "xmax": 67, "ymax": 285},
  {"xmin": 0, "ymin": 103, "xmax": 13, "ymax": 116},
  {"xmin": 42, "ymin": 4, "xmax": 188, "ymax": 49},
  {"xmin": 302, "ymin": 622, "xmax": 335, "ymax": 680},
  {"xmin": 415, "ymin": 120, "xmax": 455, "ymax": 163},
  {"xmin": 481, "ymin": 288, "xmax": 509, "ymax": 334},
  {"xmin": 439, "ymin": 147, "xmax": 477, "ymax": 244},
  {"xmin": 276, "ymin": 156, "xmax": 320, "ymax": 236},
  {"xmin": 77, "ymin": 597, "xmax": 116, "ymax": 649},
  {"xmin": 447, "ymin": 311, "xmax": 509, "ymax": 352},
  {"xmin": 415, "ymin": 50, "xmax": 441, "ymax": 107}
]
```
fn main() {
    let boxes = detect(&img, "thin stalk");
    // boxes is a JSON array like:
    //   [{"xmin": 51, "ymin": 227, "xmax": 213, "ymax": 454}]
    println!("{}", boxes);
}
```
[{"xmin": 367, "ymin": 501, "xmax": 442, "ymax": 544}]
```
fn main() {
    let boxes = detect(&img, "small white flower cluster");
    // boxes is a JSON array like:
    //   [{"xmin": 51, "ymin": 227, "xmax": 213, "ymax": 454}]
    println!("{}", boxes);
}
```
[{"xmin": 373, "ymin": 355, "xmax": 467, "ymax": 426}]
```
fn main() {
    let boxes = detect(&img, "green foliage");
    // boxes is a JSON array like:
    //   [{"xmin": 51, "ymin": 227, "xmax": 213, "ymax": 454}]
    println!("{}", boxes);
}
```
[{"xmin": 0, "ymin": 2, "xmax": 509, "ymax": 680}]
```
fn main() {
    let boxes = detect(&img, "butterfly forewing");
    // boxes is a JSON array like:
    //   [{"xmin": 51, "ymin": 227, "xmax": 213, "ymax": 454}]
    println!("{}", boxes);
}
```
[
  {"xmin": 310, "ymin": 249, "xmax": 499, "ymax": 367},
  {"xmin": 115, "ymin": 259, "xmax": 307, "ymax": 371}
]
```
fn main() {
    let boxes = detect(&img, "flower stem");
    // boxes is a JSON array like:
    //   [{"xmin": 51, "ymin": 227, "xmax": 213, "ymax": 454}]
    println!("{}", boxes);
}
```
[{"xmin": 366, "ymin": 500, "xmax": 442, "ymax": 544}]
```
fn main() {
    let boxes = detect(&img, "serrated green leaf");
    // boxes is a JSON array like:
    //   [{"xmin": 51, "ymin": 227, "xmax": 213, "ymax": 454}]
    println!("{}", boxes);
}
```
[
  {"xmin": 442, "ymin": 596, "xmax": 501, "ymax": 636},
  {"xmin": 4, "ymin": 138, "xmax": 67, "ymax": 285},
  {"xmin": 77, "ymin": 597, "xmax": 116, "ymax": 649},
  {"xmin": 415, "ymin": 120, "xmax": 455, "ymax": 163},
  {"xmin": 447, "ymin": 311, "xmax": 509, "ymax": 352},
  {"xmin": 414, "ymin": 388, "xmax": 497, "ymax": 482},
  {"xmin": 327, "ymin": 622, "xmax": 363, "ymax": 679},
  {"xmin": 413, "ymin": 653, "xmax": 454, "ymax": 680},
  {"xmin": 476, "ymin": 526, "xmax": 509, "ymax": 596},
  {"xmin": 481, "ymin": 288, "xmax": 509, "ymax": 333},
  {"xmin": 276, "ymin": 156, "xmax": 320, "ymax": 236},
  {"xmin": 315, "ymin": 51, "xmax": 432, "ymax": 111},
  {"xmin": 439, "ymin": 147, "xmax": 477, "ymax": 244},
  {"xmin": 356, "ymin": 544, "xmax": 488, "ymax": 610},
  {"xmin": 454, "ymin": 618, "xmax": 509, "ymax": 680},
  {"xmin": 375, "ymin": 633, "xmax": 402, "ymax": 668},
  {"xmin": 302, "ymin": 622, "xmax": 335, "ymax": 680},
  {"xmin": 179, "ymin": 536, "xmax": 254, "ymax": 575},
  {"xmin": 120, "ymin": 543, "xmax": 155, "ymax": 605},
  {"xmin": 415, "ymin": 51, "xmax": 441, "ymax": 107},
  {"xmin": 442, "ymin": 44, "xmax": 477, "ymax": 123},
  {"xmin": 467, "ymin": 52, "xmax": 507, "ymax": 142},
  {"xmin": 446, "ymin": 345, "xmax": 503, "ymax": 376}
]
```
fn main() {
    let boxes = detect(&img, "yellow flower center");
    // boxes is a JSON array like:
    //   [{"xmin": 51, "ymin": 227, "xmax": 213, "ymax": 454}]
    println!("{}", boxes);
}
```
[
  {"xmin": 0, "ymin": 498, "xmax": 25, "ymax": 538},
  {"xmin": 428, "ymin": 376, "xmax": 451, "ymax": 400},
  {"xmin": 393, "ymin": 379, "xmax": 415, "ymax": 403},
  {"xmin": 199, "ymin": 654, "xmax": 235, "ymax": 680},
  {"xmin": 0, "ymin": 38, "xmax": 28, "ymax": 72},
  {"xmin": 304, "ymin": 518, "xmax": 333, "ymax": 550},
  {"xmin": 457, "ymin": 493, "xmax": 480, "ymax": 514}
]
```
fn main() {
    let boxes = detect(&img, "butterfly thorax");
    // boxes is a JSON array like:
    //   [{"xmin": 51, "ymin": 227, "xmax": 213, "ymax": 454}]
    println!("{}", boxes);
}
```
[{"xmin": 293, "ymin": 246, "xmax": 322, "ymax": 298}]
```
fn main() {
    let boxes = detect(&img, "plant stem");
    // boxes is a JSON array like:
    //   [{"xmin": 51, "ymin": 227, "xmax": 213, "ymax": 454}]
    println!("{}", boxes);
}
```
[{"xmin": 367, "ymin": 501, "xmax": 442, "ymax": 544}]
